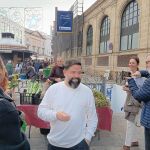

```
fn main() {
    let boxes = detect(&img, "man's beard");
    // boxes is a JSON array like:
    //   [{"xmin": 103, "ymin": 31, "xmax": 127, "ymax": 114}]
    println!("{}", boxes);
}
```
[{"xmin": 68, "ymin": 78, "xmax": 81, "ymax": 89}]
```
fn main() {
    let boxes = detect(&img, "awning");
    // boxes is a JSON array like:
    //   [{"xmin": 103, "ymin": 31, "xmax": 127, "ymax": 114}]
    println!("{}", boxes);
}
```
[
  {"xmin": 0, "ymin": 44, "xmax": 27, "ymax": 50},
  {"xmin": 0, "ymin": 50, "xmax": 12, "ymax": 53},
  {"xmin": 31, "ymin": 55, "xmax": 45, "ymax": 60}
]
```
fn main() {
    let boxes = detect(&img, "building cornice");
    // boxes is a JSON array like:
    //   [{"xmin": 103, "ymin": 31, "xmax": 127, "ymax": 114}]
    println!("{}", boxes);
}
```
[
  {"xmin": 84, "ymin": 0, "xmax": 117, "ymax": 18},
  {"xmin": 25, "ymin": 29, "xmax": 46, "ymax": 39},
  {"xmin": 0, "ymin": 44, "xmax": 27, "ymax": 50},
  {"xmin": 84, "ymin": 0, "xmax": 106, "ymax": 17}
]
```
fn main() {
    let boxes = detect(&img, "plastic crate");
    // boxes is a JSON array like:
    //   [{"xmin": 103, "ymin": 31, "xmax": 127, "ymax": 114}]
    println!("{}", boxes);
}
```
[
  {"xmin": 20, "ymin": 73, "xmax": 27, "ymax": 80},
  {"xmin": 20, "ymin": 93, "xmax": 41, "ymax": 105}
]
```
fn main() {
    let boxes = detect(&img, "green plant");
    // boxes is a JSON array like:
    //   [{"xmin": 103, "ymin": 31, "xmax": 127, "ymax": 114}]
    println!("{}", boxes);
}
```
[
  {"xmin": 8, "ymin": 79, "xmax": 18, "ymax": 89},
  {"xmin": 92, "ymin": 89, "xmax": 110, "ymax": 107},
  {"xmin": 8, "ymin": 74, "xmax": 19, "ymax": 90}
]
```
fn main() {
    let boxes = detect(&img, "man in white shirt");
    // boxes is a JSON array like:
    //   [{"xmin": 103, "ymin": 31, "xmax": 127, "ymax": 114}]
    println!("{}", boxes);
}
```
[
  {"xmin": 15, "ymin": 62, "xmax": 22, "ymax": 74},
  {"xmin": 38, "ymin": 59, "xmax": 98, "ymax": 150}
]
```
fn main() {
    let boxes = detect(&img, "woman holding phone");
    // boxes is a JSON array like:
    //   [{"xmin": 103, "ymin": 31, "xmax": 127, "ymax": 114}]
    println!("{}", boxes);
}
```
[{"xmin": 122, "ymin": 56, "xmax": 145, "ymax": 150}]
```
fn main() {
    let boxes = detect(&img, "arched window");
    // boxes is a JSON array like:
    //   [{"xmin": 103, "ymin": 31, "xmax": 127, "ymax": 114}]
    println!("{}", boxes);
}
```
[
  {"xmin": 86, "ymin": 25, "xmax": 93, "ymax": 55},
  {"xmin": 120, "ymin": 0, "xmax": 139, "ymax": 50},
  {"xmin": 99, "ymin": 16, "xmax": 110, "ymax": 53}
]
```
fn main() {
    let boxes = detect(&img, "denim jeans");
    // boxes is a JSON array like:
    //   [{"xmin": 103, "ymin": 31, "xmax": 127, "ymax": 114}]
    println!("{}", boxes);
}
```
[
  {"xmin": 145, "ymin": 127, "xmax": 150, "ymax": 150},
  {"xmin": 48, "ymin": 140, "xmax": 89, "ymax": 150}
]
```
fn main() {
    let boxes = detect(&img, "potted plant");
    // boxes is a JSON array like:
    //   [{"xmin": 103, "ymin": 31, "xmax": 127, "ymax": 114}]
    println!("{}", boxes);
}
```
[
  {"xmin": 8, "ymin": 75, "xmax": 19, "ymax": 96},
  {"xmin": 92, "ymin": 89, "xmax": 110, "ymax": 108},
  {"xmin": 92, "ymin": 89, "xmax": 113, "ymax": 131}
]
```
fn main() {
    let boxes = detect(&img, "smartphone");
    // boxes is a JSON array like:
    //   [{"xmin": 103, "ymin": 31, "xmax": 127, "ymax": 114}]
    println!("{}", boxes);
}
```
[{"xmin": 121, "ymin": 71, "xmax": 131, "ymax": 80}]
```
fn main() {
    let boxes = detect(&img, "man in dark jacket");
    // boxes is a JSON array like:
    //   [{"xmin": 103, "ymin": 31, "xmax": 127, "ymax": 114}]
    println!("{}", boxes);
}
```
[
  {"xmin": 26, "ymin": 63, "xmax": 36, "ymax": 79},
  {"xmin": 128, "ymin": 56, "xmax": 150, "ymax": 150},
  {"xmin": 48, "ymin": 57, "xmax": 65, "ymax": 84},
  {"xmin": 41, "ymin": 57, "xmax": 65, "ymax": 135}
]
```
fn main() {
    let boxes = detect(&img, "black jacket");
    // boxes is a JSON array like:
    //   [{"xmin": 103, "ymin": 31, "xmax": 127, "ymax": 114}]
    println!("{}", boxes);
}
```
[
  {"xmin": 0, "ymin": 88, "xmax": 30, "ymax": 150},
  {"xmin": 49, "ymin": 65, "xmax": 64, "ymax": 84}
]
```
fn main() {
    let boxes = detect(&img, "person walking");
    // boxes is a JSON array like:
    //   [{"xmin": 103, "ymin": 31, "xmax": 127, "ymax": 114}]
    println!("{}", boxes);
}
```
[
  {"xmin": 15, "ymin": 62, "xmax": 22, "ymax": 74},
  {"xmin": 6, "ymin": 60, "xmax": 13, "ymax": 76},
  {"xmin": 0, "ymin": 56, "xmax": 30, "ymax": 150},
  {"xmin": 40, "ymin": 57, "xmax": 65, "ymax": 135},
  {"xmin": 47, "ymin": 57, "xmax": 65, "ymax": 84},
  {"xmin": 38, "ymin": 59, "xmax": 98, "ymax": 150},
  {"xmin": 122, "ymin": 56, "xmax": 145, "ymax": 150},
  {"xmin": 26, "ymin": 63, "xmax": 36, "ymax": 79},
  {"xmin": 128, "ymin": 55, "xmax": 150, "ymax": 150},
  {"xmin": 34, "ymin": 60, "xmax": 41, "ymax": 73}
]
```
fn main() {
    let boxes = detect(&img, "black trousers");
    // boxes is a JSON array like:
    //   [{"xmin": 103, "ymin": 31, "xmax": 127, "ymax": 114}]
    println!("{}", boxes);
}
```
[
  {"xmin": 145, "ymin": 127, "xmax": 150, "ymax": 150},
  {"xmin": 48, "ymin": 140, "xmax": 89, "ymax": 150}
]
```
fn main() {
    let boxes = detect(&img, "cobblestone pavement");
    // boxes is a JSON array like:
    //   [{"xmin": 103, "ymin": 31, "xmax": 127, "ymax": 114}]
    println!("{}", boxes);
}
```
[
  {"xmin": 25, "ymin": 113, "xmax": 144, "ymax": 150},
  {"xmin": 14, "ymin": 82, "xmax": 144, "ymax": 150}
]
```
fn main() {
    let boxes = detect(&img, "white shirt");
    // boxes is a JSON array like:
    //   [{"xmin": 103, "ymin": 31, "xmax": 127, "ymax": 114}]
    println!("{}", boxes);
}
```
[
  {"xmin": 15, "ymin": 64, "xmax": 22, "ymax": 73},
  {"xmin": 38, "ymin": 81, "xmax": 98, "ymax": 148}
]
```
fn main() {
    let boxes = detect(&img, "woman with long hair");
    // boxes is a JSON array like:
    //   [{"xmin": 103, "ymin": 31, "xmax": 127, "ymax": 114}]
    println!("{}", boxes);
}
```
[
  {"xmin": 122, "ymin": 56, "xmax": 145, "ymax": 150},
  {"xmin": 0, "ymin": 56, "xmax": 30, "ymax": 150}
]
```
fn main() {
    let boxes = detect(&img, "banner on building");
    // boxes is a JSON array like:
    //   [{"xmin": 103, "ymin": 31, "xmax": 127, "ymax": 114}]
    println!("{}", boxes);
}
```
[{"xmin": 56, "ymin": 11, "xmax": 73, "ymax": 32}]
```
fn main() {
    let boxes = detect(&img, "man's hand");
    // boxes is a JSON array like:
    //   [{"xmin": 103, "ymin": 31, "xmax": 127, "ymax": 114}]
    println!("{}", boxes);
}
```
[
  {"xmin": 56, "ymin": 112, "xmax": 71, "ymax": 121},
  {"xmin": 84, "ymin": 139, "xmax": 90, "ymax": 146},
  {"xmin": 122, "ymin": 85, "xmax": 130, "ymax": 92},
  {"xmin": 46, "ymin": 79, "xmax": 51, "ymax": 83},
  {"xmin": 55, "ymin": 78, "xmax": 62, "ymax": 82},
  {"xmin": 131, "ymin": 71, "xmax": 141, "ymax": 78},
  {"xmin": 124, "ymin": 77, "xmax": 132, "ymax": 80}
]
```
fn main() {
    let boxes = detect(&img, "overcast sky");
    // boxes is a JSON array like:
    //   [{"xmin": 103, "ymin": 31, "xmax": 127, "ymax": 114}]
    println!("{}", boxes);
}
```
[{"xmin": 0, "ymin": 0, "xmax": 96, "ymax": 33}]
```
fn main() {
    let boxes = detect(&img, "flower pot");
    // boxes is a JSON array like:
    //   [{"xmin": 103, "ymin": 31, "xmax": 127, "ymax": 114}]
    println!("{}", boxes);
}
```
[{"xmin": 96, "ymin": 107, "xmax": 113, "ymax": 131}]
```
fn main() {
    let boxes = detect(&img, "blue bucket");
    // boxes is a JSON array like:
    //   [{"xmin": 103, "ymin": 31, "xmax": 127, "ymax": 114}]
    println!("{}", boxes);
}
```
[{"xmin": 20, "ymin": 73, "xmax": 27, "ymax": 79}]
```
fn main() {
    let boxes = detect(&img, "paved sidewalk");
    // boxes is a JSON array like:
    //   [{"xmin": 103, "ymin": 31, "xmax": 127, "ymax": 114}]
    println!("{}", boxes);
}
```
[
  {"xmin": 14, "ymin": 84, "xmax": 144, "ymax": 150},
  {"xmin": 26, "ymin": 113, "xmax": 144, "ymax": 150}
]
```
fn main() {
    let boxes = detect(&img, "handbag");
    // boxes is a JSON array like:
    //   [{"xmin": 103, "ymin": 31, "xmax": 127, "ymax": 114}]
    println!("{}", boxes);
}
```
[{"xmin": 124, "ymin": 93, "xmax": 140, "ymax": 114}]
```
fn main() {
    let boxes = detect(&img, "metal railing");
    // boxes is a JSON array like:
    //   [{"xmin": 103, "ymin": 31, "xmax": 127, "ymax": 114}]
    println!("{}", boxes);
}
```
[{"xmin": 85, "ymin": 83, "xmax": 102, "ymax": 92}]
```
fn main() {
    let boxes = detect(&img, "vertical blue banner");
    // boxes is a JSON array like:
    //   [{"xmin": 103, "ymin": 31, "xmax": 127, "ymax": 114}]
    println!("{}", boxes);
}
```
[{"xmin": 57, "ymin": 11, "xmax": 73, "ymax": 32}]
